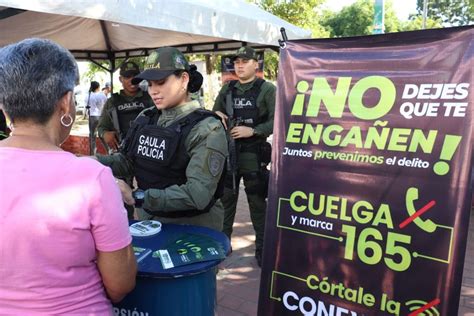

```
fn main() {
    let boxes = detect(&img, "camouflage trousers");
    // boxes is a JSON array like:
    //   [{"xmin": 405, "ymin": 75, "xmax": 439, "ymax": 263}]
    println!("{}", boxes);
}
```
[{"xmin": 221, "ymin": 168, "xmax": 268, "ymax": 254}]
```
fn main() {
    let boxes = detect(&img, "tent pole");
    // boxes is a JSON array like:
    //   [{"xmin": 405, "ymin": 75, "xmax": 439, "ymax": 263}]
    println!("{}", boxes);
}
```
[{"xmin": 110, "ymin": 58, "xmax": 115, "ymax": 92}]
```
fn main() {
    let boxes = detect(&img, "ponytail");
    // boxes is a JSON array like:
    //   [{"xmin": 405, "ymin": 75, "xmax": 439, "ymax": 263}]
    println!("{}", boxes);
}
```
[
  {"xmin": 187, "ymin": 64, "xmax": 203, "ymax": 93},
  {"xmin": 89, "ymin": 81, "xmax": 100, "ymax": 93}
]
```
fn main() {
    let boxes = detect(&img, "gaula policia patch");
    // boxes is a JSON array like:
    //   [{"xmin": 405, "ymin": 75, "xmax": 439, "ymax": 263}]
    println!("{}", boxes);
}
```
[{"xmin": 208, "ymin": 151, "xmax": 224, "ymax": 177}]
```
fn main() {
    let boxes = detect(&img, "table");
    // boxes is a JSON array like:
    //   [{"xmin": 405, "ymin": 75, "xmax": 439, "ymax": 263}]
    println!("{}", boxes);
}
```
[{"xmin": 113, "ymin": 223, "xmax": 230, "ymax": 316}]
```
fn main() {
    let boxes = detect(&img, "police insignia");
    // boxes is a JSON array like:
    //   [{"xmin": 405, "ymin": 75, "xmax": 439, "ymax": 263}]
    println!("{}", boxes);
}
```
[
  {"xmin": 208, "ymin": 151, "xmax": 224, "ymax": 177},
  {"xmin": 146, "ymin": 51, "xmax": 160, "ymax": 69},
  {"xmin": 174, "ymin": 55, "xmax": 186, "ymax": 69}
]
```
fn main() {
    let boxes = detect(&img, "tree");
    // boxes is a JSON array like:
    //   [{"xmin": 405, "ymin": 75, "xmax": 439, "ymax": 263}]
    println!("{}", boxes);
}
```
[
  {"xmin": 322, "ymin": 0, "xmax": 400, "ymax": 37},
  {"xmin": 83, "ymin": 57, "xmax": 146, "ymax": 82},
  {"xmin": 255, "ymin": 0, "xmax": 329, "ymax": 38},
  {"xmin": 83, "ymin": 61, "xmax": 109, "ymax": 82},
  {"xmin": 415, "ymin": 0, "xmax": 473, "ymax": 26},
  {"xmin": 252, "ymin": 0, "xmax": 330, "ymax": 80},
  {"xmin": 400, "ymin": 15, "xmax": 443, "ymax": 31}
]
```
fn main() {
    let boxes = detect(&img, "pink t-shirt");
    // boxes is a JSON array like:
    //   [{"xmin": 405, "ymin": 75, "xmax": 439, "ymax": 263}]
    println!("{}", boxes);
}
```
[{"xmin": 0, "ymin": 148, "xmax": 132, "ymax": 315}]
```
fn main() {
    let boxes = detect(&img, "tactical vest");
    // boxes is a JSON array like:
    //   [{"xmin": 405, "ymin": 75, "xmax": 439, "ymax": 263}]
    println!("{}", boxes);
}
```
[
  {"xmin": 227, "ymin": 78, "xmax": 266, "ymax": 148},
  {"xmin": 109, "ymin": 92, "xmax": 150, "ymax": 136},
  {"xmin": 228, "ymin": 78, "xmax": 265, "ymax": 128},
  {"xmin": 122, "ymin": 108, "xmax": 226, "ymax": 218}
]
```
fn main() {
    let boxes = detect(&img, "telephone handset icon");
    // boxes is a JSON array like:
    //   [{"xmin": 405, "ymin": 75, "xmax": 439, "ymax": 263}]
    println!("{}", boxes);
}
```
[{"xmin": 406, "ymin": 187, "xmax": 437, "ymax": 233}]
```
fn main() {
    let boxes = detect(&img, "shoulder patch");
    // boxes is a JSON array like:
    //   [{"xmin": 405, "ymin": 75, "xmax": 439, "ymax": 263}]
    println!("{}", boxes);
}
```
[
  {"xmin": 208, "ymin": 151, "xmax": 225, "ymax": 177},
  {"xmin": 205, "ymin": 120, "xmax": 228, "ymax": 155}
]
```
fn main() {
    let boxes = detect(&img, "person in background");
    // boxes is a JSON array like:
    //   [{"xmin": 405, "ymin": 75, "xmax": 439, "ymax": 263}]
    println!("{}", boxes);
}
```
[
  {"xmin": 97, "ymin": 61, "xmax": 154, "ymax": 152},
  {"xmin": 97, "ymin": 47, "xmax": 227, "ymax": 231},
  {"xmin": 97, "ymin": 62, "xmax": 154, "ymax": 218},
  {"xmin": 0, "ymin": 38, "xmax": 137, "ymax": 315},
  {"xmin": 102, "ymin": 81, "xmax": 112, "ymax": 98},
  {"xmin": 86, "ymin": 81, "xmax": 107, "ymax": 154},
  {"xmin": 213, "ymin": 46, "xmax": 276, "ymax": 267}
]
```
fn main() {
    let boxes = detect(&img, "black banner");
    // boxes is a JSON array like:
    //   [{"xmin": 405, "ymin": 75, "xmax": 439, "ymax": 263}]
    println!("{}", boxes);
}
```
[{"xmin": 258, "ymin": 27, "xmax": 473, "ymax": 316}]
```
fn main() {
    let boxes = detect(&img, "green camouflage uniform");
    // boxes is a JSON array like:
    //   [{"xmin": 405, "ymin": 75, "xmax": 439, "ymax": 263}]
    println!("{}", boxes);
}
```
[
  {"xmin": 97, "ymin": 89, "xmax": 154, "ymax": 141},
  {"xmin": 213, "ymin": 78, "xmax": 276, "ymax": 257},
  {"xmin": 97, "ymin": 89, "xmax": 153, "ymax": 218},
  {"xmin": 97, "ymin": 100, "xmax": 227, "ymax": 231}
]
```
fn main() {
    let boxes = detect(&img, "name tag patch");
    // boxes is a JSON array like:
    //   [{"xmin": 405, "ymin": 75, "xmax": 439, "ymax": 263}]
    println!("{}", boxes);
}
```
[
  {"xmin": 233, "ymin": 97, "xmax": 254, "ymax": 109},
  {"xmin": 118, "ymin": 102, "xmax": 146, "ymax": 111},
  {"xmin": 136, "ymin": 134, "xmax": 167, "ymax": 160}
]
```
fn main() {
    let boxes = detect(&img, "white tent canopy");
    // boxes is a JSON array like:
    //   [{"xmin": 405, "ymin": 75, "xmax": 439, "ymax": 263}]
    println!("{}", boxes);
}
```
[{"xmin": 0, "ymin": 0, "xmax": 311, "ymax": 62}]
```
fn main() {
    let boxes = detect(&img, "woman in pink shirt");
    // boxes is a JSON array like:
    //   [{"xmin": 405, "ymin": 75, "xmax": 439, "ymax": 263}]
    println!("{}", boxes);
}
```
[{"xmin": 0, "ymin": 38, "xmax": 137, "ymax": 315}]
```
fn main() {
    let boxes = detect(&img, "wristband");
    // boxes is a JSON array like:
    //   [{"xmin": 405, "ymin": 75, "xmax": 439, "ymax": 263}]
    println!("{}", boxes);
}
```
[{"xmin": 133, "ymin": 189, "xmax": 145, "ymax": 208}]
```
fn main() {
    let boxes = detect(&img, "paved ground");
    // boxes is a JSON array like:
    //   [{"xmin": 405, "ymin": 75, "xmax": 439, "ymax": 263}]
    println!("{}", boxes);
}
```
[
  {"xmin": 215, "ymin": 186, "xmax": 474, "ymax": 316},
  {"xmin": 71, "ymin": 116, "xmax": 89, "ymax": 134},
  {"xmin": 216, "ymin": 185, "xmax": 260, "ymax": 316}
]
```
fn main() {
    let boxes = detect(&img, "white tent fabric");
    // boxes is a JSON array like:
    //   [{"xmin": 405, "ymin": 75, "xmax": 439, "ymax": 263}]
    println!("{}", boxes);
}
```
[{"xmin": 0, "ymin": 0, "xmax": 311, "ymax": 60}]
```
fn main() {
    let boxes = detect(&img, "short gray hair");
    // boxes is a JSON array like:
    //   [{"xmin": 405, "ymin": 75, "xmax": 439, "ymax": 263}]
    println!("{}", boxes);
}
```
[{"xmin": 0, "ymin": 38, "xmax": 79, "ymax": 124}]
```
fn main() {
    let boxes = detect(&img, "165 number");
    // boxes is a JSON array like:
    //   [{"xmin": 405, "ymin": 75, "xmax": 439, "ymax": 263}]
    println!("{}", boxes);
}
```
[{"xmin": 342, "ymin": 225, "xmax": 412, "ymax": 272}]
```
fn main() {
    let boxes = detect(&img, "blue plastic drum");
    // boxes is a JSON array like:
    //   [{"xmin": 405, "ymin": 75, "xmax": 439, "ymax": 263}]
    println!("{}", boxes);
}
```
[{"xmin": 113, "ymin": 223, "xmax": 230, "ymax": 316}]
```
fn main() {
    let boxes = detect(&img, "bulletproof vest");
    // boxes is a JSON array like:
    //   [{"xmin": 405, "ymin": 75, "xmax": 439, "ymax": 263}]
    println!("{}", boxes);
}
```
[
  {"xmin": 109, "ymin": 92, "xmax": 150, "ymax": 135},
  {"xmin": 228, "ymin": 78, "xmax": 265, "ymax": 128},
  {"xmin": 123, "ymin": 108, "xmax": 226, "ymax": 218},
  {"xmin": 227, "ymin": 78, "xmax": 266, "ymax": 148}
]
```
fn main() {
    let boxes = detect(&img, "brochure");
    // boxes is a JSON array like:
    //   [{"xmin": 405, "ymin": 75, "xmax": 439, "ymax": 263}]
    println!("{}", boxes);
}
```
[
  {"xmin": 133, "ymin": 246, "xmax": 152, "ymax": 263},
  {"xmin": 156, "ymin": 233, "xmax": 226, "ymax": 269}
]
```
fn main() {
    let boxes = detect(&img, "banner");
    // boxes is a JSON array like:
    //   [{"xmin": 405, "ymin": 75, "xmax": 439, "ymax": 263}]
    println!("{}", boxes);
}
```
[{"xmin": 258, "ymin": 27, "xmax": 473, "ymax": 316}]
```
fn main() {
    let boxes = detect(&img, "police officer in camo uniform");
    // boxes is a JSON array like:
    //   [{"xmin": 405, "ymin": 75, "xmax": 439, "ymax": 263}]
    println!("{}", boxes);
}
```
[
  {"xmin": 97, "ymin": 47, "xmax": 227, "ymax": 231},
  {"xmin": 213, "ymin": 46, "xmax": 276, "ymax": 266},
  {"xmin": 97, "ymin": 61, "xmax": 154, "ymax": 152}
]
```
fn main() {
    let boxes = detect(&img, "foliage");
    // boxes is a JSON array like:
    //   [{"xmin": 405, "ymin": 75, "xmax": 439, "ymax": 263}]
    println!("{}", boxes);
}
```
[
  {"xmin": 400, "ymin": 15, "xmax": 443, "ymax": 31},
  {"xmin": 322, "ymin": 0, "xmax": 400, "ymax": 37},
  {"xmin": 254, "ymin": 0, "xmax": 329, "ymax": 38},
  {"xmin": 82, "ymin": 61, "xmax": 108, "ymax": 82},
  {"xmin": 261, "ymin": 50, "xmax": 279, "ymax": 81},
  {"xmin": 83, "ymin": 57, "xmax": 146, "ymax": 81},
  {"xmin": 251, "ymin": 0, "xmax": 330, "ymax": 80},
  {"xmin": 415, "ymin": 0, "xmax": 473, "ymax": 26},
  {"xmin": 188, "ymin": 54, "xmax": 220, "ymax": 75}
]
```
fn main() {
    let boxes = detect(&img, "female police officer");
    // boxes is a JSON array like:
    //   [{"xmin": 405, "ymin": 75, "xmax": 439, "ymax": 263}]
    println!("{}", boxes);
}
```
[{"xmin": 97, "ymin": 47, "xmax": 227, "ymax": 231}]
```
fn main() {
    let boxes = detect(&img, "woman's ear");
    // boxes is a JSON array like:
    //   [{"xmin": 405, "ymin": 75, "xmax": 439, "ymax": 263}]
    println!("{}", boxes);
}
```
[
  {"xmin": 182, "ymin": 72, "xmax": 190, "ymax": 89},
  {"xmin": 58, "ymin": 91, "xmax": 74, "ymax": 116}
]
